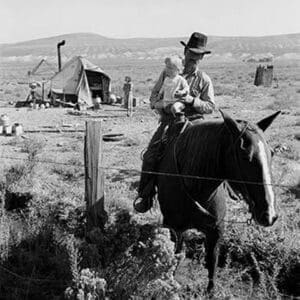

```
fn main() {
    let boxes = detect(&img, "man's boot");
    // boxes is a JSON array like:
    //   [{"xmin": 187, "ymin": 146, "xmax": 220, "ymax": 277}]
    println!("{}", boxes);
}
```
[
  {"xmin": 134, "ymin": 175, "xmax": 157, "ymax": 213},
  {"xmin": 174, "ymin": 112, "xmax": 185, "ymax": 124}
]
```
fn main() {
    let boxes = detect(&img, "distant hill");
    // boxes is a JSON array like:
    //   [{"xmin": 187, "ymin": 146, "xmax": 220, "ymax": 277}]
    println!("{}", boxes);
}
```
[{"xmin": 0, "ymin": 32, "xmax": 299, "ymax": 62}]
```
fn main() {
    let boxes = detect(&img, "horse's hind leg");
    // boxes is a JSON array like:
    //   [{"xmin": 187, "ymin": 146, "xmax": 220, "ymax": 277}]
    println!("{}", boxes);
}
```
[{"xmin": 205, "ymin": 228, "xmax": 222, "ymax": 294}]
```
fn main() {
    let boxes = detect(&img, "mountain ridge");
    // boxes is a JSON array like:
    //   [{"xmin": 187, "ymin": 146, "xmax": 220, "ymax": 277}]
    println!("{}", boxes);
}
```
[
  {"xmin": 1, "ymin": 32, "xmax": 299, "ymax": 62},
  {"xmin": 1, "ymin": 32, "xmax": 300, "ymax": 45}
]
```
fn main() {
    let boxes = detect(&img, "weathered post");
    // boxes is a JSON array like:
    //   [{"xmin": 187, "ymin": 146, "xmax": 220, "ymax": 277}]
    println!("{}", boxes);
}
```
[
  {"xmin": 85, "ymin": 121, "xmax": 107, "ymax": 231},
  {"xmin": 254, "ymin": 65, "xmax": 262, "ymax": 86},
  {"xmin": 254, "ymin": 64, "xmax": 273, "ymax": 87}
]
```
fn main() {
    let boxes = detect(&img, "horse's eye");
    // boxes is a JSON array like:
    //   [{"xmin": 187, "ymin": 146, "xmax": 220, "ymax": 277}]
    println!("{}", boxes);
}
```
[
  {"xmin": 270, "ymin": 148, "xmax": 275, "ymax": 157},
  {"xmin": 241, "ymin": 149, "xmax": 251, "ymax": 161}
]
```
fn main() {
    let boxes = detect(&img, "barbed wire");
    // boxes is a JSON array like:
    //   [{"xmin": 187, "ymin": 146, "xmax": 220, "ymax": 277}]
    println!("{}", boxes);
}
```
[
  {"xmin": 0, "ymin": 154, "xmax": 299, "ymax": 191},
  {"xmin": 0, "ymin": 265, "xmax": 67, "ymax": 287}
]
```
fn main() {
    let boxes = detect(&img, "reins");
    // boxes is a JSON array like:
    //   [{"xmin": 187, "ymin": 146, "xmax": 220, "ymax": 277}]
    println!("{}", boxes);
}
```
[
  {"xmin": 172, "ymin": 120, "xmax": 216, "ymax": 221},
  {"xmin": 172, "ymin": 119, "xmax": 253, "ymax": 227}
]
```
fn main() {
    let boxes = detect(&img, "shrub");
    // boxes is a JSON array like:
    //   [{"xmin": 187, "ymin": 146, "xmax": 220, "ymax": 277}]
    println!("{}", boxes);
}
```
[
  {"xmin": 52, "ymin": 165, "xmax": 84, "ymax": 181},
  {"xmin": 74, "ymin": 210, "xmax": 181, "ymax": 299},
  {"xmin": 20, "ymin": 136, "xmax": 45, "ymax": 160},
  {"xmin": 0, "ymin": 224, "xmax": 72, "ymax": 299},
  {"xmin": 4, "ymin": 89, "xmax": 12, "ymax": 95},
  {"xmin": 3, "ymin": 137, "xmax": 43, "ymax": 210},
  {"xmin": 64, "ymin": 269, "xmax": 107, "ymax": 300},
  {"xmin": 185, "ymin": 221, "xmax": 300, "ymax": 298},
  {"xmin": 0, "ymin": 208, "xmax": 10, "ymax": 261},
  {"xmin": 214, "ymin": 84, "xmax": 238, "ymax": 97},
  {"xmin": 266, "ymin": 88, "xmax": 299, "ymax": 110}
]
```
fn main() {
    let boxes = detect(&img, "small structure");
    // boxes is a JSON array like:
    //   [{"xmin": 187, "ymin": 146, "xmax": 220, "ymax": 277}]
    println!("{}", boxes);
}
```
[
  {"xmin": 28, "ymin": 59, "xmax": 56, "ymax": 82},
  {"xmin": 27, "ymin": 59, "xmax": 56, "ymax": 102},
  {"xmin": 50, "ymin": 56, "xmax": 111, "ymax": 108},
  {"xmin": 254, "ymin": 65, "xmax": 274, "ymax": 87}
]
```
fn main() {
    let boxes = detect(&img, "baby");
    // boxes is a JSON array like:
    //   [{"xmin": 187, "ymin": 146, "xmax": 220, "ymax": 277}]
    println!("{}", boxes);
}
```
[{"xmin": 153, "ymin": 56, "xmax": 189, "ymax": 117}]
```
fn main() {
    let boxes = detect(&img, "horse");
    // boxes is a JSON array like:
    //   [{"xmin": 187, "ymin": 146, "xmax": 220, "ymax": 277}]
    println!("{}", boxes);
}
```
[{"xmin": 156, "ymin": 110, "xmax": 280, "ymax": 293}]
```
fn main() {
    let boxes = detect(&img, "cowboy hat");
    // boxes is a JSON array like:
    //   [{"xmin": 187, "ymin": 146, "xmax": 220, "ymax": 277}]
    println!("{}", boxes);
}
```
[{"xmin": 180, "ymin": 32, "xmax": 211, "ymax": 55}]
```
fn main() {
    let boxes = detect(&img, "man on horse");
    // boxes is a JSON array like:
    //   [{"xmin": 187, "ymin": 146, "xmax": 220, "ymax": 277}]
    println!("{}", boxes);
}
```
[{"xmin": 134, "ymin": 32, "xmax": 215, "ymax": 213}]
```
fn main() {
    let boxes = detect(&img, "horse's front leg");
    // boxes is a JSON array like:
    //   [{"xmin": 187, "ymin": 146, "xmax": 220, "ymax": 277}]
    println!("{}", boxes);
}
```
[
  {"xmin": 163, "ymin": 222, "xmax": 184, "ymax": 253},
  {"xmin": 205, "ymin": 228, "xmax": 222, "ymax": 294}
]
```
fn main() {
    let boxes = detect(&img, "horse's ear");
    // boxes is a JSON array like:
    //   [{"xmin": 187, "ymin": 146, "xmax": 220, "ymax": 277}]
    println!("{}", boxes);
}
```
[
  {"xmin": 220, "ymin": 109, "xmax": 240, "ymax": 137},
  {"xmin": 257, "ymin": 111, "xmax": 281, "ymax": 132}
]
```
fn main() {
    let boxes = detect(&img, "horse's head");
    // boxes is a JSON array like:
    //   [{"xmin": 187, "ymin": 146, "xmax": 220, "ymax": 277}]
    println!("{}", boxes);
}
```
[{"xmin": 221, "ymin": 110, "xmax": 280, "ymax": 227}]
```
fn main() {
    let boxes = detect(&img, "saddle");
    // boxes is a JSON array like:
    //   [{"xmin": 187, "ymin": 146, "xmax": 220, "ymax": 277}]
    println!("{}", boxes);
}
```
[{"xmin": 162, "ymin": 112, "xmax": 203, "ymax": 145}]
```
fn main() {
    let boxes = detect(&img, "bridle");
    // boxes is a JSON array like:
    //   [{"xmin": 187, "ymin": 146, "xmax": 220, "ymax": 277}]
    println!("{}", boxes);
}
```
[{"xmin": 224, "ymin": 121, "xmax": 257, "ymax": 220}]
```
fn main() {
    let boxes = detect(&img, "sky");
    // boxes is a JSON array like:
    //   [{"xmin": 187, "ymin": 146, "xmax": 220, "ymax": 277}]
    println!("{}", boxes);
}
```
[{"xmin": 0, "ymin": 0, "xmax": 299, "ymax": 43}]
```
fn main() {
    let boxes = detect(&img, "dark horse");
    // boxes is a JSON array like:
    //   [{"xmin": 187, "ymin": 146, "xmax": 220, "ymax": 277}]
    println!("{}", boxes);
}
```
[{"xmin": 156, "ymin": 110, "xmax": 280, "ymax": 293}]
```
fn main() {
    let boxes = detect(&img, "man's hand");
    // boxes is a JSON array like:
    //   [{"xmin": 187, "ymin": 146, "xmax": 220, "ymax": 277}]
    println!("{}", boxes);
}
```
[{"xmin": 174, "ymin": 90, "xmax": 187, "ymax": 99}]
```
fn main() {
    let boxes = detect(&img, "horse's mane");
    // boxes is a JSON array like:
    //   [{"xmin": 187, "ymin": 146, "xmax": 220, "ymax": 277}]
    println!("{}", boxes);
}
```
[{"xmin": 175, "ymin": 120, "xmax": 228, "ymax": 192}]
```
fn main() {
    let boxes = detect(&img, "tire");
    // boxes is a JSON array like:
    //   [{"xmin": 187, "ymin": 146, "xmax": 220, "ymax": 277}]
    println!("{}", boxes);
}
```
[{"xmin": 102, "ymin": 133, "xmax": 124, "ymax": 142}]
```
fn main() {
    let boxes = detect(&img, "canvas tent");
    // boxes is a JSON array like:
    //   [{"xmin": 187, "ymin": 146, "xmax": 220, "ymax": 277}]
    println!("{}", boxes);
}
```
[{"xmin": 50, "ymin": 56, "xmax": 111, "ymax": 107}]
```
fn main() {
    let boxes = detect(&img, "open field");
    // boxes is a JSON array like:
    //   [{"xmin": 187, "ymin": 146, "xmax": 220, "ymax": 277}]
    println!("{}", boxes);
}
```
[{"xmin": 0, "ymin": 59, "xmax": 299, "ymax": 299}]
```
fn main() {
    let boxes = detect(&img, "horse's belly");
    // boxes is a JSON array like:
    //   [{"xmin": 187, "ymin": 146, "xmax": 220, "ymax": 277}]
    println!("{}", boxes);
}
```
[{"xmin": 157, "ymin": 178, "xmax": 193, "ymax": 229}]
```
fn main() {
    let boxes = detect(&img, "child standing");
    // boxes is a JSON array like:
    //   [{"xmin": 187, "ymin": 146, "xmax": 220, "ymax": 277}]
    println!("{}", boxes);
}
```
[
  {"xmin": 123, "ymin": 76, "xmax": 133, "ymax": 108},
  {"xmin": 153, "ymin": 56, "xmax": 189, "ymax": 118},
  {"xmin": 123, "ymin": 76, "xmax": 133, "ymax": 116}
]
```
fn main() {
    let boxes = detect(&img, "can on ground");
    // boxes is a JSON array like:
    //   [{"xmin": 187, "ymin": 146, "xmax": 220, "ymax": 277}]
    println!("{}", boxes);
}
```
[
  {"xmin": 13, "ymin": 123, "xmax": 23, "ymax": 136},
  {"xmin": 5, "ymin": 125, "xmax": 12, "ymax": 136}
]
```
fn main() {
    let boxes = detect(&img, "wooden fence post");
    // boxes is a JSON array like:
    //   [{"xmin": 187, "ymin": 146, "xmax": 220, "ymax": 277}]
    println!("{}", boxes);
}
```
[{"xmin": 85, "ymin": 121, "xmax": 108, "ymax": 231}]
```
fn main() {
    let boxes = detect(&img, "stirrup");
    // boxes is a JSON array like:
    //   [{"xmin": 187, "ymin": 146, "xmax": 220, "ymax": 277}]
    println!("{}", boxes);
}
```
[
  {"xmin": 174, "ymin": 112, "xmax": 185, "ymax": 124},
  {"xmin": 180, "ymin": 119, "xmax": 190, "ymax": 134}
]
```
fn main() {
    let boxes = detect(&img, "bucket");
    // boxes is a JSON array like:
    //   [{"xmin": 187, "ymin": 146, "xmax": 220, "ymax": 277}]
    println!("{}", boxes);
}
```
[
  {"xmin": 94, "ymin": 97, "xmax": 102, "ymax": 110},
  {"xmin": 13, "ymin": 123, "xmax": 23, "ymax": 136}
]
